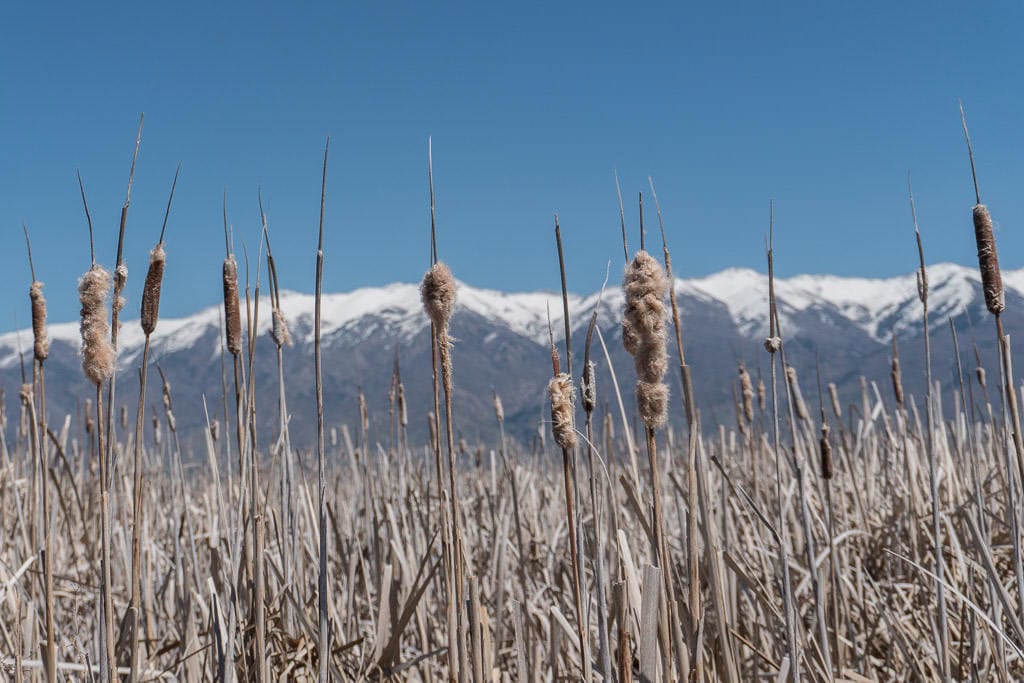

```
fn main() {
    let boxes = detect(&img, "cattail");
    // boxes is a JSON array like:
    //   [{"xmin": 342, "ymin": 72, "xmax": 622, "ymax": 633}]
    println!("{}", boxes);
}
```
[
  {"xmin": 114, "ymin": 263, "xmax": 128, "ymax": 320},
  {"xmin": 493, "ymin": 392, "xmax": 505, "ymax": 423},
  {"xmin": 738, "ymin": 365, "xmax": 754, "ymax": 422},
  {"xmin": 140, "ymin": 243, "xmax": 165, "ymax": 336},
  {"xmin": 636, "ymin": 381, "xmax": 669, "ymax": 429},
  {"xmin": 548, "ymin": 372, "xmax": 577, "ymax": 450},
  {"xmin": 622, "ymin": 251, "xmax": 670, "ymax": 429},
  {"xmin": 785, "ymin": 366, "xmax": 809, "ymax": 421},
  {"xmin": 330, "ymin": 426, "xmax": 338, "ymax": 448},
  {"xmin": 828, "ymin": 382, "xmax": 842, "ymax": 419},
  {"xmin": 358, "ymin": 390, "xmax": 369, "ymax": 433},
  {"xmin": 398, "ymin": 384, "xmax": 408, "ymax": 427},
  {"xmin": 891, "ymin": 347, "xmax": 905, "ymax": 408},
  {"xmin": 210, "ymin": 419, "xmax": 220, "ymax": 442},
  {"xmin": 29, "ymin": 281, "xmax": 48, "ymax": 362},
  {"xmin": 820, "ymin": 423, "xmax": 834, "ymax": 480},
  {"xmin": 977, "ymin": 366, "xmax": 987, "ymax": 391},
  {"xmin": 223, "ymin": 256, "xmax": 242, "ymax": 356},
  {"xmin": 120, "ymin": 405, "xmax": 128, "ymax": 431},
  {"xmin": 581, "ymin": 361, "xmax": 597, "ymax": 414},
  {"xmin": 85, "ymin": 399, "xmax": 94, "ymax": 434},
  {"xmin": 421, "ymin": 262, "xmax": 457, "ymax": 329},
  {"xmin": 758, "ymin": 378, "xmax": 766, "ymax": 412},
  {"xmin": 167, "ymin": 411, "xmax": 177, "ymax": 434},
  {"xmin": 271, "ymin": 308, "xmax": 292, "ymax": 347},
  {"xmin": 973, "ymin": 204, "xmax": 1005, "ymax": 315},
  {"xmin": 79, "ymin": 266, "xmax": 115, "ymax": 385}
]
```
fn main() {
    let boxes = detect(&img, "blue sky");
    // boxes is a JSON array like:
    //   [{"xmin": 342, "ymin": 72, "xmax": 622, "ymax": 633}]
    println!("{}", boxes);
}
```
[{"xmin": 1, "ymin": 2, "xmax": 1023, "ymax": 330}]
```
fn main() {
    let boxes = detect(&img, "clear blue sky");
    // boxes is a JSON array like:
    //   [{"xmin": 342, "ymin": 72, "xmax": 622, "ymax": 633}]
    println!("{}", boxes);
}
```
[{"xmin": 2, "ymin": 2, "xmax": 1023, "ymax": 331}]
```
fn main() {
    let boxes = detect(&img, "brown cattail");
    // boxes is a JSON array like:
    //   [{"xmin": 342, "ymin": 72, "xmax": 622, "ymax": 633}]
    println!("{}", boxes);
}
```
[
  {"xmin": 398, "ymin": 384, "xmax": 408, "ymax": 427},
  {"xmin": 493, "ymin": 392, "xmax": 504, "ymax": 423},
  {"xmin": 581, "ymin": 361, "xmax": 597, "ymax": 414},
  {"xmin": 828, "ymin": 382, "xmax": 842, "ymax": 419},
  {"xmin": 421, "ymin": 262, "xmax": 457, "ymax": 329},
  {"xmin": 977, "ymin": 366, "xmax": 987, "ymax": 391},
  {"xmin": 891, "ymin": 347, "xmax": 905, "ymax": 408},
  {"xmin": 973, "ymin": 204, "xmax": 1005, "ymax": 315},
  {"xmin": 114, "ymin": 263, "xmax": 128, "ymax": 320},
  {"xmin": 210, "ymin": 419, "xmax": 220, "ymax": 443},
  {"xmin": 152, "ymin": 414, "xmax": 162, "ymax": 448},
  {"xmin": 757, "ymin": 378, "xmax": 766, "ymax": 411},
  {"xmin": 79, "ymin": 266, "xmax": 115, "ymax": 385},
  {"xmin": 548, "ymin": 372, "xmax": 577, "ymax": 450},
  {"xmin": 358, "ymin": 390, "xmax": 369, "ymax": 433},
  {"xmin": 120, "ymin": 405, "xmax": 128, "ymax": 431},
  {"xmin": 820, "ymin": 423, "xmax": 834, "ymax": 480},
  {"xmin": 223, "ymin": 256, "xmax": 242, "ymax": 356},
  {"xmin": 271, "ymin": 308, "xmax": 292, "ymax": 347},
  {"xmin": 738, "ymin": 365, "xmax": 754, "ymax": 422},
  {"xmin": 140, "ymin": 243, "xmax": 165, "ymax": 336},
  {"xmin": 636, "ymin": 381, "xmax": 669, "ymax": 429},
  {"xmin": 622, "ymin": 251, "xmax": 669, "ymax": 429},
  {"xmin": 29, "ymin": 281, "xmax": 48, "ymax": 362},
  {"xmin": 785, "ymin": 366, "xmax": 809, "ymax": 421}
]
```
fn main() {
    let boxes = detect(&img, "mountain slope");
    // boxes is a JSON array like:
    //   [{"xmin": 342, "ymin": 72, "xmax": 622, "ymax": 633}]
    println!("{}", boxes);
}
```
[{"xmin": 0, "ymin": 263, "xmax": 1016, "ymax": 449}]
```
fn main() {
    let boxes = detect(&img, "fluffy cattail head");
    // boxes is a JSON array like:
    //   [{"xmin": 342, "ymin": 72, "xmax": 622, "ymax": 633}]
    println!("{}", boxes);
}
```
[
  {"xmin": 421, "ymin": 262, "xmax": 457, "ymax": 329},
  {"xmin": 976, "ymin": 366, "xmax": 987, "ymax": 390},
  {"xmin": 222, "ymin": 256, "xmax": 242, "ymax": 356},
  {"xmin": 493, "ymin": 392, "xmax": 504, "ymax": 423},
  {"xmin": 738, "ymin": 365, "xmax": 754, "ymax": 422},
  {"xmin": 637, "ymin": 380, "xmax": 669, "ymax": 429},
  {"xmin": 623, "ymin": 251, "xmax": 670, "ymax": 430},
  {"xmin": 79, "ymin": 266, "xmax": 115, "ymax": 385},
  {"xmin": 973, "ymin": 204, "xmax": 1005, "ymax": 315},
  {"xmin": 141, "ymin": 243, "xmax": 166, "ymax": 336},
  {"xmin": 29, "ymin": 281, "xmax": 48, "ymax": 362},
  {"xmin": 548, "ymin": 372, "xmax": 577, "ymax": 450},
  {"xmin": 113, "ymin": 263, "xmax": 128, "ymax": 319},
  {"xmin": 581, "ymin": 361, "xmax": 597, "ymax": 414},
  {"xmin": 271, "ymin": 308, "xmax": 292, "ymax": 347}
]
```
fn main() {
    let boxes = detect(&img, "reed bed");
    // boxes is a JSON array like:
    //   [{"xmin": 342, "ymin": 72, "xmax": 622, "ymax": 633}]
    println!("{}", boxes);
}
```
[{"xmin": 5, "ymin": 116, "xmax": 1024, "ymax": 683}]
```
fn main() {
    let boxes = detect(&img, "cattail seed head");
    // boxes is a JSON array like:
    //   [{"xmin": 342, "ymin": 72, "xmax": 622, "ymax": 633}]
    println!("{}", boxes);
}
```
[
  {"xmin": 114, "ymin": 263, "xmax": 128, "ymax": 319},
  {"xmin": 78, "ymin": 266, "xmax": 115, "ymax": 385},
  {"xmin": 548, "ymin": 372, "xmax": 577, "ymax": 450},
  {"xmin": 637, "ymin": 380, "xmax": 669, "ymax": 429},
  {"xmin": 120, "ymin": 405, "xmax": 128, "ymax": 431},
  {"xmin": 757, "ymin": 378, "xmax": 766, "ymax": 411},
  {"xmin": 828, "ymin": 382, "xmax": 842, "ymax": 419},
  {"xmin": 820, "ymin": 424, "xmax": 834, "ymax": 480},
  {"xmin": 29, "ymin": 281, "xmax": 49, "ymax": 362},
  {"xmin": 271, "ymin": 308, "xmax": 292, "ymax": 347},
  {"xmin": 493, "ymin": 392, "xmax": 504, "ymax": 423},
  {"xmin": 141, "ymin": 243, "xmax": 166, "ymax": 336},
  {"xmin": 973, "ymin": 204, "xmax": 1005, "ymax": 315},
  {"xmin": 210, "ymin": 419, "xmax": 220, "ymax": 442},
  {"xmin": 623, "ymin": 251, "xmax": 670, "ymax": 430},
  {"xmin": 152, "ymin": 414, "xmax": 162, "ymax": 448},
  {"xmin": 916, "ymin": 267, "xmax": 928, "ymax": 305},
  {"xmin": 764, "ymin": 336, "xmax": 781, "ymax": 354},
  {"xmin": 785, "ymin": 366, "xmax": 809, "ymax": 421},
  {"xmin": 976, "ymin": 366, "xmax": 987, "ymax": 390},
  {"xmin": 738, "ymin": 365, "xmax": 754, "ymax": 422},
  {"xmin": 222, "ymin": 256, "xmax": 242, "ymax": 356},
  {"xmin": 891, "ymin": 354, "xmax": 904, "ymax": 407},
  {"xmin": 421, "ymin": 262, "xmax": 457, "ymax": 329},
  {"xmin": 398, "ymin": 384, "xmax": 408, "ymax": 427},
  {"xmin": 581, "ymin": 361, "xmax": 597, "ymax": 414}
]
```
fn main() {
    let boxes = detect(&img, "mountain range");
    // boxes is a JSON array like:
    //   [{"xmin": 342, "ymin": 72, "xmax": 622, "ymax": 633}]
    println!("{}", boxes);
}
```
[{"xmin": 0, "ymin": 262, "xmax": 1017, "ymax": 451}]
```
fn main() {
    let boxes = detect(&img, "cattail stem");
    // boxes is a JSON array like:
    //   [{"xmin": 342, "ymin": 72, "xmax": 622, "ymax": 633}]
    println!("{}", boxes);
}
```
[{"xmin": 315, "ymin": 138, "xmax": 330, "ymax": 683}]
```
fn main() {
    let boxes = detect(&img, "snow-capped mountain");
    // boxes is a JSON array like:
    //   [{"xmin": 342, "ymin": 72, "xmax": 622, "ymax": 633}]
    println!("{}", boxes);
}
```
[{"xmin": 0, "ymin": 262, "xmax": 1015, "ymax": 448}]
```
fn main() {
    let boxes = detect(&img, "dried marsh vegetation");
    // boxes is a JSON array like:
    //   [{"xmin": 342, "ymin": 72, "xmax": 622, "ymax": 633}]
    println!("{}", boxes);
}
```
[{"xmin": 6, "ymin": 112, "xmax": 1024, "ymax": 683}]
